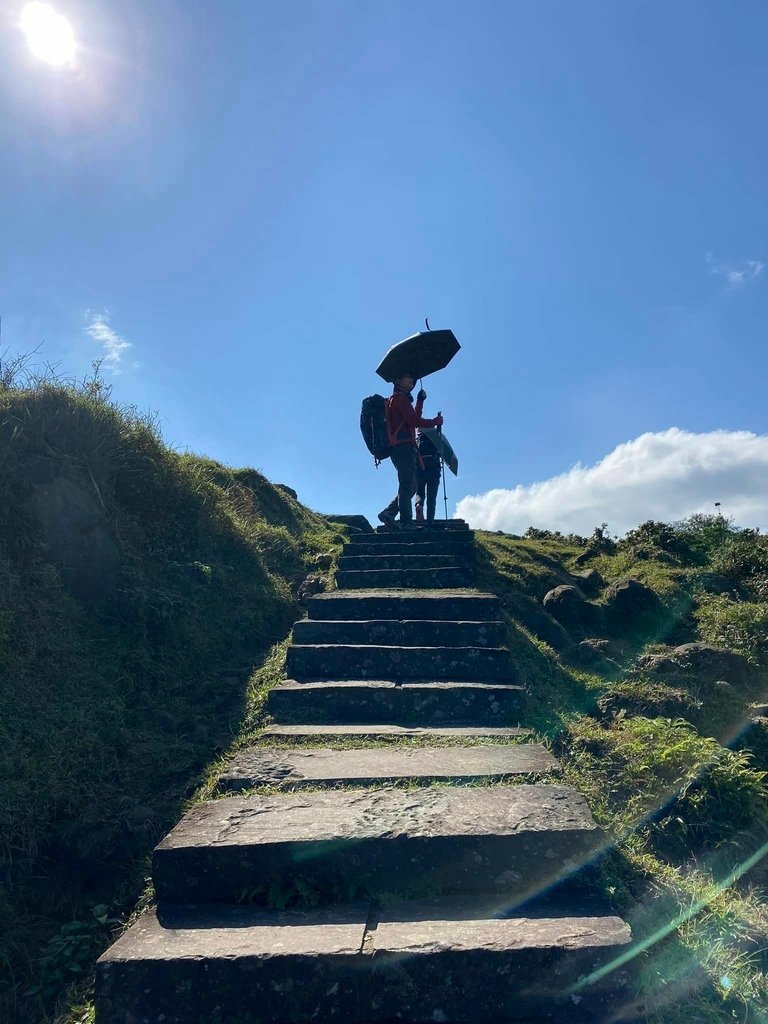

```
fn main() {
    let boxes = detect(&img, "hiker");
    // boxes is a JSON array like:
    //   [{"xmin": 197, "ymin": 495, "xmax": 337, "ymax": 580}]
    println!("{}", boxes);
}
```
[
  {"xmin": 378, "ymin": 373, "xmax": 443, "ymax": 528},
  {"xmin": 415, "ymin": 428, "xmax": 441, "ymax": 523}
]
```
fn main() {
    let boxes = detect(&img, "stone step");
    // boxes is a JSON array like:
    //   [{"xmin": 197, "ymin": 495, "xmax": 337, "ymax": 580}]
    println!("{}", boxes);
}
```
[
  {"xmin": 96, "ymin": 896, "xmax": 631, "ymax": 1023},
  {"xmin": 216, "ymin": 743, "xmax": 558, "ymax": 791},
  {"xmin": 344, "ymin": 539, "xmax": 473, "ymax": 557},
  {"xmin": 372, "ymin": 527, "xmax": 473, "ymax": 544},
  {"xmin": 377, "ymin": 517, "xmax": 469, "ymax": 533},
  {"xmin": 292, "ymin": 618, "xmax": 507, "ymax": 648},
  {"xmin": 267, "ymin": 680, "xmax": 525, "ymax": 725},
  {"xmin": 336, "ymin": 567, "xmax": 473, "ymax": 589},
  {"xmin": 308, "ymin": 590, "xmax": 501, "ymax": 621},
  {"xmin": 285, "ymin": 644, "xmax": 513, "ymax": 682},
  {"xmin": 153, "ymin": 785, "xmax": 603, "ymax": 904},
  {"xmin": 260, "ymin": 724, "xmax": 531, "ymax": 740},
  {"xmin": 338, "ymin": 553, "xmax": 459, "ymax": 571}
]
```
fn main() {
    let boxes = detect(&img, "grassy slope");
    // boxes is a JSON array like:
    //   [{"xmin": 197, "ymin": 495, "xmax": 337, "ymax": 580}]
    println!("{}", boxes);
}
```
[
  {"xmin": 70, "ymin": 521, "xmax": 768, "ymax": 1024},
  {"xmin": 8, "ymin": 379, "xmax": 768, "ymax": 1024},
  {"xmin": 475, "ymin": 527, "xmax": 768, "ymax": 1022},
  {"xmin": 0, "ymin": 382, "xmax": 343, "ymax": 1023}
]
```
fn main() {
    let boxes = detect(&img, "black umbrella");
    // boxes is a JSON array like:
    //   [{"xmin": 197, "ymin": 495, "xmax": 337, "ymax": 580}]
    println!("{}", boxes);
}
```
[
  {"xmin": 375, "ymin": 328, "xmax": 460, "ymax": 383},
  {"xmin": 419, "ymin": 426, "xmax": 459, "ymax": 476}
]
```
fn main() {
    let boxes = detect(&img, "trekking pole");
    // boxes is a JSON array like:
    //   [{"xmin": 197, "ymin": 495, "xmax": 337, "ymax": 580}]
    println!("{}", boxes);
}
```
[{"xmin": 437, "ymin": 414, "xmax": 448, "ymax": 521}]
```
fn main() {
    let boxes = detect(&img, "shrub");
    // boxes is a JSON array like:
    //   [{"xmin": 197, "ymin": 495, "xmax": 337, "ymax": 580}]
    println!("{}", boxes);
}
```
[
  {"xmin": 695, "ymin": 595, "xmax": 768, "ymax": 665},
  {"xmin": 567, "ymin": 715, "xmax": 768, "ymax": 857}
]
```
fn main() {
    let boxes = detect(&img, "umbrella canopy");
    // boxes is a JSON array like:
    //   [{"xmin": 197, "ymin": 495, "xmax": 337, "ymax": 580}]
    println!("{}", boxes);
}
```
[
  {"xmin": 375, "ymin": 329, "xmax": 460, "ymax": 383},
  {"xmin": 419, "ymin": 427, "xmax": 459, "ymax": 476}
]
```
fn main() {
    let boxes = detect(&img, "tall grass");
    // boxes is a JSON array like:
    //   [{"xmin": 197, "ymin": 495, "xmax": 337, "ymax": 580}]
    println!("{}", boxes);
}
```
[
  {"xmin": 476, "ymin": 526, "xmax": 768, "ymax": 1021},
  {"xmin": 0, "ymin": 372, "xmax": 342, "ymax": 1022}
]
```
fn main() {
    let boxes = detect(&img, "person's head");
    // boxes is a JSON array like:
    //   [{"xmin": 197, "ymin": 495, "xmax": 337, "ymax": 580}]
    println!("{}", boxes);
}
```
[{"xmin": 394, "ymin": 372, "xmax": 415, "ymax": 392}]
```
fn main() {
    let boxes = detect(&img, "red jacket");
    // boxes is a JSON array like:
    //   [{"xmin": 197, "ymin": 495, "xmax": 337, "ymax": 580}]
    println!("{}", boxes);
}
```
[{"xmin": 386, "ymin": 390, "xmax": 442, "ymax": 446}]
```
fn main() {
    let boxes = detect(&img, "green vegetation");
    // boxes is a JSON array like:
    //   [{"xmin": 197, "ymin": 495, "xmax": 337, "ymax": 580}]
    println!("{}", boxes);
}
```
[
  {"xmin": 7, "ymin": 357, "xmax": 768, "ymax": 1024},
  {"xmin": 476, "ymin": 517, "xmax": 768, "ymax": 1022},
  {"xmin": 0, "ymin": 371, "xmax": 343, "ymax": 1022}
]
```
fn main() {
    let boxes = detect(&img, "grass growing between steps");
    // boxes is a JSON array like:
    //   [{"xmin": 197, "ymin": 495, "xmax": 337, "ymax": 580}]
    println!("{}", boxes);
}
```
[
  {"xmin": 0, "ymin": 375, "xmax": 344, "ymax": 1024},
  {"xmin": 476, "ymin": 525, "xmax": 768, "ymax": 1023}
]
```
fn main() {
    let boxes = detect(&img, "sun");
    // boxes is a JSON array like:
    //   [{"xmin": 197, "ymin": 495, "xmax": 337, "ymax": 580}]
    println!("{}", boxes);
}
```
[{"xmin": 19, "ymin": 2, "xmax": 76, "ymax": 66}]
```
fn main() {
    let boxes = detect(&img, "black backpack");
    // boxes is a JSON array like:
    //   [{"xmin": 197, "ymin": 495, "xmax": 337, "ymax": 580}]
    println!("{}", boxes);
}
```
[{"xmin": 360, "ymin": 394, "xmax": 392, "ymax": 465}]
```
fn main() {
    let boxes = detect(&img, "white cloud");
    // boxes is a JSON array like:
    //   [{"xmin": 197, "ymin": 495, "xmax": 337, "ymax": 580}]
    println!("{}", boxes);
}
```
[
  {"xmin": 705, "ymin": 252, "xmax": 764, "ymax": 286},
  {"xmin": 456, "ymin": 428, "xmax": 768, "ymax": 536},
  {"xmin": 85, "ymin": 312, "xmax": 131, "ymax": 372}
]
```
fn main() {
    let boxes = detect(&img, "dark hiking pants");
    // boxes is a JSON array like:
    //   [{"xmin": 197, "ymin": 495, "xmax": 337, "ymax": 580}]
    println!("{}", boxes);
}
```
[
  {"xmin": 381, "ymin": 444, "xmax": 417, "ymax": 522},
  {"xmin": 416, "ymin": 457, "xmax": 441, "ymax": 520}
]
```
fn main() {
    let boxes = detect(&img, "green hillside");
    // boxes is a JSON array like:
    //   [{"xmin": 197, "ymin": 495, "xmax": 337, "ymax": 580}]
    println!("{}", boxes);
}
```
[
  {"xmin": 4, "ymin": 373, "xmax": 768, "ymax": 1024},
  {"xmin": 474, "ymin": 521, "xmax": 768, "ymax": 1022},
  {"xmin": 0, "ymin": 376, "xmax": 343, "ymax": 1022}
]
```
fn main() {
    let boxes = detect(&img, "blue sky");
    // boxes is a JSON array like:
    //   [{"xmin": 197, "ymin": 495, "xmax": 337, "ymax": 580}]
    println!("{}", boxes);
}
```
[{"xmin": 2, "ymin": 0, "xmax": 768, "ymax": 531}]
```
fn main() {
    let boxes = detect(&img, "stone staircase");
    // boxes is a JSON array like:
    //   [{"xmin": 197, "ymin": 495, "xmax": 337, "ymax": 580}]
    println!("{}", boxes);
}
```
[{"xmin": 95, "ymin": 519, "xmax": 633, "ymax": 1023}]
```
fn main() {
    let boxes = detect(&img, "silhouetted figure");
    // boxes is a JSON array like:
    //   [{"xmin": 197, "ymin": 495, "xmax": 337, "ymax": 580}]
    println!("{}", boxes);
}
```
[
  {"xmin": 378, "ymin": 373, "xmax": 443, "ymax": 528},
  {"xmin": 415, "ymin": 428, "xmax": 441, "ymax": 522}
]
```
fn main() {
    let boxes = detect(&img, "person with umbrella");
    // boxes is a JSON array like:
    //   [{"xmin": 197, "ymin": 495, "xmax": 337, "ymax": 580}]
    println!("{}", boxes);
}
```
[
  {"xmin": 374, "ymin": 327, "xmax": 460, "ymax": 529},
  {"xmin": 378, "ymin": 372, "xmax": 443, "ymax": 528}
]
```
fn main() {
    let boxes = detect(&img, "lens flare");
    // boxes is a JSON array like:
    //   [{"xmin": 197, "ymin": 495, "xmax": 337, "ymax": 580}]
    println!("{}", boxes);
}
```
[{"xmin": 19, "ymin": 2, "xmax": 76, "ymax": 65}]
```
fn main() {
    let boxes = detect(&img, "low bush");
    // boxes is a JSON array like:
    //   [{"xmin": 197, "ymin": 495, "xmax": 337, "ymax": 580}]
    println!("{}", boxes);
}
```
[{"xmin": 694, "ymin": 595, "xmax": 768, "ymax": 665}]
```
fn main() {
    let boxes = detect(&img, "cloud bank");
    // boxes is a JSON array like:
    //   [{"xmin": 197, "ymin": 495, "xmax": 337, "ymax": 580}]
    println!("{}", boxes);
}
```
[
  {"xmin": 456, "ymin": 428, "xmax": 768, "ymax": 536},
  {"xmin": 85, "ymin": 312, "xmax": 131, "ymax": 372}
]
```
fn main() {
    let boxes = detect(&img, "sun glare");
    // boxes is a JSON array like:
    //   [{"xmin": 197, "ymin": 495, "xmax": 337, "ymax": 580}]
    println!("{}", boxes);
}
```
[{"xmin": 20, "ymin": 2, "xmax": 76, "ymax": 65}]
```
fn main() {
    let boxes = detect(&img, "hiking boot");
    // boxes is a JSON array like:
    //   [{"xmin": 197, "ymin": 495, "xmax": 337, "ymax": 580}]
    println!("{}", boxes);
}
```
[
  {"xmin": 378, "ymin": 510, "xmax": 397, "ymax": 526},
  {"xmin": 400, "ymin": 521, "xmax": 421, "ymax": 530},
  {"xmin": 415, "ymin": 501, "xmax": 425, "ymax": 524}
]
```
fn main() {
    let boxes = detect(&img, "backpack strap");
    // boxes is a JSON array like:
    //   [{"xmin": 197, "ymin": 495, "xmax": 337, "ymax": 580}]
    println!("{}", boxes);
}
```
[
  {"xmin": 384, "ymin": 396, "xmax": 398, "ymax": 446},
  {"xmin": 386, "ymin": 395, "xmax": 412, "ymax": 446}
]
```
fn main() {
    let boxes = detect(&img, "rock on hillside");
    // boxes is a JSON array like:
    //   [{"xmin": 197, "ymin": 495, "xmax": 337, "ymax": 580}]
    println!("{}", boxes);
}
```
[
  {"xmin": 604, "ymin": 578, "xmax": 663, "ymax": 636},
  {"xmin": 543, "ymin": 584, "xmax": 603, "ymax": 637},
  {"xmin": 638, "ymin": 643, "xmax": 757, "ymax": 690}
]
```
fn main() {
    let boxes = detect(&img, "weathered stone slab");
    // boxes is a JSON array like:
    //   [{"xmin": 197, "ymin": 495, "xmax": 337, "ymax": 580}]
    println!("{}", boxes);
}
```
[
  {"xmin": 260, "ymin": 724, "xmax": 531, "ymax": 739},
  {"xmin": 285, "ymin": 643, "xmax": 514, "ymax": 682},
  {"xmin": 153, "ymin": 785, "xmax": 604, "ymax": 904},
  {"xmin": 336, "ymin": 566, "xmax": 473, "ymax": 589},
  {"xmin": 267, "ymin": 680, "xmax": 526, "ymax": 725},
  {"xmin": 370, "ymin": 895, "xmax": 632, "ymax": 1022},
  {"xmin": 95, "ymin": 897, "xmax": 631, "ymax": 1024},
  {"xmin": 95, "ymin": 903, "xmax": 368, "ymax": 1024},
  {"xmin": 308, "ymin": 590, "xmax": 501, "ymax": 621},
  {"xmin": 217, "ymin": 744, "xmax": 557, "ymax": 791},
  {"xmin": 338, "ymin": 553, "xmax": 458, "ymax": 571},
  {"xmin": 345, "ymin": 539, "xmax": 474, "ymax": 556},
  {"xmin": 371, "ymin": 530, "xmax": 473, "ymax": 545},
  {"xmin": 292, "ymin": 618, "xmax": 507, "ymax": 648},
  {"xmin": 376, "ymin": 519, "xmax": 469, "ymax": 535}
]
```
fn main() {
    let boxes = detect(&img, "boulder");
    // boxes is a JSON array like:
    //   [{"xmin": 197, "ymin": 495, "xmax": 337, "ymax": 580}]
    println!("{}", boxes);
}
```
[
  {"xmin": 604, "ymin": 578, "xmax": 663, "ymax": 636},
  {"xmin": 574, "ymin": 569, "xmax": 604, "ymax": 597},
  {"xmin": 297, "ymin": 574, "xmax": 327, "ymax": 602},
  {"xmin": 542, "ymin": 585, "xmax": 602, "ymax": 637},
  {"xmin": 571, "ymin": 639, "xmax": 616, "ymax": 672},
  {"xmin": 322, "ymin": 514, "xmax": 374, "ymax": 534},
  {"xmin": 508, "ymin": 593, "xmax": 572, "ymax": 651},
  {"xmin": 26, "ymin": 475, "xmax": 121, "ymax": 600},
  {"xmin": 637, "ymin": 643, "xmax": 757, "ymax": 690},
  {"xmin": 573, "ymin": 637, "xmax": 629, "ymax": 669}
]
